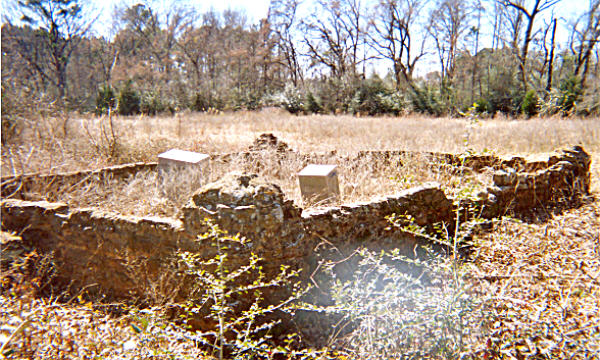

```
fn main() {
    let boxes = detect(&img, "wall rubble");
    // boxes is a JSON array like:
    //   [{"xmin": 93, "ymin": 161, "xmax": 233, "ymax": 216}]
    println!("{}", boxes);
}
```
[
  {"xmin": 467, "ymin": 146, "xmax": 591, "ymax": 218},
  {"xmin": 0, "ymin": 145, "xmax": 592, "ymax": 300}
]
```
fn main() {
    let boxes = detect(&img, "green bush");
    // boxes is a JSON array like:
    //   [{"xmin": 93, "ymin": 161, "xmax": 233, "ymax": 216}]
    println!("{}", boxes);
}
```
[
  {"xmin": 243, "ymin": 91, "xmax": 262, "ymax": 111},
  {"xmin": 557, "ymin": 75, "xmax": 583, "ymax": 114},
  {"xmin": 190, "ymin": 91, "xmax": 225, "ymax": 112},
  {"xmin": 140, "ymin": 91, "xmax": 168, "ymax": 115},
  {"xmin": 346, "ymin": 77, "xmax": 405, "ymax": 116},
  {"xmin": 349, "ymin": 77, "xmax": 387, "ymax": 115},
  {"xmin": 191, "ymin": 92, "xmax": 209, "ymax": 112},
  {"xmin": 314, "ymin": 77, "xmax": 357, "ymax": 114},
  {"xmin": 488, "ymin": 93, "xmax": 516, "ymax": 115},
  {"xmin": 280, "ymin": 84, "xmax": 304, "ymax": 114},
  {"xmin": 377, "ymin": 91, "xmax": 406, "ymax": 115},
  {"xmin": 95, "ymin": 85, "xmax": 116, "ymax": 115},
  {"xmin": 485, "ymin": 62, "xmax": 522, "ymax": 115},
  {"xmin": 410, "ymin": 85, "xmax": 445, "ymax": 116},
  {"xmin": 303, "ymin": 91, "xmax": 322, "ymax": 114},
  {"xmin": 221, "ymin": 87, "xmax": 260, "ymax": 111},
  {"xmin": 521, "ymin": 89, "xmax": 539, "ymax": 118},
  {"xmin": 117, "ymin": 81, "xmax": 140, "ymax": 116},
  {"xmin": 473, "ymin": 97, "xmax": 494, "ymax": 115}
]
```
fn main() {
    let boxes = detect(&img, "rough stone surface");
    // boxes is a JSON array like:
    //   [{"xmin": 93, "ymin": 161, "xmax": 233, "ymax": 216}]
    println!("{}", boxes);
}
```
[
  {"xmin": 182, "ymin": 172, "xmax": 305, "ymax": 255},
  {"xmin": 0, "ymin": 199, "xmax": 190, "ymax": 299},
  {"xmin": 248, "ymin": 133, "xmax": 291, "ymax": 153},
  {"xmin": 463, "ymin": 146, "xmax": 591, "ymax": 219},
  {"xmin": 302, "ymin": 183, "xmax": 454, "ymax": 250}
]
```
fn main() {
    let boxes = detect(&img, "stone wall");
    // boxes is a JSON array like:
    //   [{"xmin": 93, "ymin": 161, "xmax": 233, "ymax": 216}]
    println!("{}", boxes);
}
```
[
  {"xmin": 0, "ymin": 178, "xmax": 454, "ymax": 300},
  {"xmin": 1, "ymin": 162, "xmax": 158, "ymax": 198},
  {"xmin": 0, "ymin": 199, "xmax": 190, "ymax": 299},
  {"xmin": 0, "ymin": 145, "xmax": 592, "ymax": 301},
  {"xmin": 469, "ymin": 146, "xmax": 591, "ymax": 219}
]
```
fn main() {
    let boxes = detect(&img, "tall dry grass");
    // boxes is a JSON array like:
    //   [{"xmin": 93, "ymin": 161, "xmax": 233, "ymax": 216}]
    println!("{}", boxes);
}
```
[
  {"xmin": 15, "ymin": 150, "xmax": 492, "ymax": 216},
  {"xmin": 2, "ymin": 111, "xmax": 599, "ymax": 175},
  {"xmin": 3, "ymin": 111, "xmax": 596, "ymax": 216}
]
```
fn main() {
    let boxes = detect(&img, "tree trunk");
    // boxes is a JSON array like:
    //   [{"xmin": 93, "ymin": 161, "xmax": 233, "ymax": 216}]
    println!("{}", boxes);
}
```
[
  {"xmin": 519, "ymin": 13, "xmax": 536, "ymax": 92},
  {"xmin": 546, "ymin": 18, "xmax": 557, "ymax": 93}
]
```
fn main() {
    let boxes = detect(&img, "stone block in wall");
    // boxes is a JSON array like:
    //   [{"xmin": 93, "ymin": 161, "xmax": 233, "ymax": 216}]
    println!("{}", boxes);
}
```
[
  {"xmin": 298, "ymin": 164, "xmax": 340, "ymax": 205},
  {"xmin": 1, "ymin": 198, "xmax": 189, "ymax": 300},
  {"xmin": 302, "ymin": 182, "xmax": 455, "ymax": 250},
  {"xmin": 493, "ymin": 168, "xmax": 517, "ymax": 186}
]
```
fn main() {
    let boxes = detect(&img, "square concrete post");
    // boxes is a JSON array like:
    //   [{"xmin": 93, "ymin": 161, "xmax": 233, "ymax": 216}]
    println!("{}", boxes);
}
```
[
  {"xmin": 158, "ymin": 149, "xmax": 209, "ymax": 171},
  {"xmin": 298, "ymin": 164, "xmax": 340, "ymax": 205}
]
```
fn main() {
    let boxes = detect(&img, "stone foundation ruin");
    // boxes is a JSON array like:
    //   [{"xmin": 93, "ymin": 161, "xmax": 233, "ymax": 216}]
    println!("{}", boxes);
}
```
[{"xmin": 1, "ymin": 136, "xmax": 592, "ymax": 305}]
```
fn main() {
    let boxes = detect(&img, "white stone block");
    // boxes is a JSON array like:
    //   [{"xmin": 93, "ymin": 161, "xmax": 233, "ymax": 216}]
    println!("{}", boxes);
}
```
[
  {"xmin": 298, "ymin": 164, "xmax": 340, "ymax": 205},
  {"xmin": 158, "ymin": 149, "xmax": 209, "ymax": 171}
]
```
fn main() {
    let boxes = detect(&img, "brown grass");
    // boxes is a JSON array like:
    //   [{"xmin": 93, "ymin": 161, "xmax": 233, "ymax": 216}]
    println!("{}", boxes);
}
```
[
  {"xmin": 2, "ymin": 112, "xmax": 599, "ymax": 175},
  {"xmin": 4, "ymin": 111, "xmax": 596, "ymax": 215},
  {"xmin": 467, "ymin": 200, "xmax": 600, "ymax": 358},
  {"xmin": 14, "ymin": 149, "xmax": 493, "ymax": 217},
  {"xmin": 0, "ymin": 295, "xmax": 207, "ymax": 359},
  {"xmin": 1, "ymin": 111, "xmax": 599, "ymax": 359}
]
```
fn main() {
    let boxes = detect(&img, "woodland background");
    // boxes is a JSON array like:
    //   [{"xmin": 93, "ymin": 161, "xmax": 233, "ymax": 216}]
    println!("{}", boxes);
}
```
[{"xmin": 1, "ymin": 0, "xmax": 599, "ymax": 137}]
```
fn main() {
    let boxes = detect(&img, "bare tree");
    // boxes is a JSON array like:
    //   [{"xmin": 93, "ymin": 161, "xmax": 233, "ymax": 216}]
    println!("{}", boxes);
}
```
[
  {"xmin": 428, "ymin": 0, "xmax": 472, "ymax": 86},
  {"xmin": 91, "ymin": 36, "xmax": 119, "ymax": 87},
  {"xmin": 540, "ymin": 17, "xmax": 557, "ymax": 92},
  {"xmin": 490, "ymin": 0, "xmax": 504, "ymax": 50},
  {"xmin": 497, "ymin": 0, "xmax": 563, "ymax": 91},
  {"xmin": 175, "ymin": 11, "xmax": 208, "ymax": 90},
  {"xmin": 569, "ymin": 0, "xmax": 600, "ymax": 88},
  {"xmin": 468, "ymin": 0, "xmax": 484, "ymax": 102},
  {"xmin": 15, "ymin": 0, "xmax": 96, "ymax": 100},
  {"xmin": 368, "ymin": 0, "xmax": 427, "ymax": 90},
  {"xmin": 268, "ymin": 0, "xmax": 303, "ymax": 86},
  {"xmin": 301, "ymin": 0, "xmax": 367, "ymax": 78}
]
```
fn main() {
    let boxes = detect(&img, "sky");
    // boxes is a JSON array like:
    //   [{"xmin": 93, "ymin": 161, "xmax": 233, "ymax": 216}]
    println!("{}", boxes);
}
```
[
  {"xmin": 3, "ymin": 0, "xmax": 586, "ymax": 41},
  {"xmin": 89, "ymin": 0, "xmax": 586, "ymax": 47},
  {"xmin": 2, "ymin": 0, "xmax": 592, "ymax": 76},
  {"xmin": 1, "ymin": 0, "xmax": 271, "ymax": 35},
  {"xmin": 94, "ymin": 0, "xmax": 271, "ymax": 34}
]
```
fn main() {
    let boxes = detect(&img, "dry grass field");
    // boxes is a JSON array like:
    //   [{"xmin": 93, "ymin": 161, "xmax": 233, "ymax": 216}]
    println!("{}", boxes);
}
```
[
  {"xmin": 1, "ymin": 111, "xmax": 599, "ymax": 359},
  {"xmin": 2, "ymin": 111, "xmax": 599, "ymax": 214},
  {"xmin": 3, "ymin": 111, "xmax": 599, "ymax": 173}
]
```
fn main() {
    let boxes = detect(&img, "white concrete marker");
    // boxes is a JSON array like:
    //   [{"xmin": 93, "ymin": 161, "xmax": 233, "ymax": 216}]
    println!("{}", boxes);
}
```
[
  {"xmin": 298, "ymin": 164, "xmax": 340, "ymax": 205},
  {"xmin": 158, "ymin": 149, "xmax": 209, "ymax": 170}
]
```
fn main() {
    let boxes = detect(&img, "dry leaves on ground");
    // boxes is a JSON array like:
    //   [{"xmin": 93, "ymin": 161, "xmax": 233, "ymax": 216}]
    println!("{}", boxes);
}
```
[{"xmin": 468, "ymin": 199, "xmax": 600, "ymax": 359}]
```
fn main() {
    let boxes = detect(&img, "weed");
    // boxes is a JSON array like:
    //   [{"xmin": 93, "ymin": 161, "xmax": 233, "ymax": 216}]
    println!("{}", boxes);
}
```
[{"xmin": 178, "ymin": 219, "xmax": 309, "ymax": 359}]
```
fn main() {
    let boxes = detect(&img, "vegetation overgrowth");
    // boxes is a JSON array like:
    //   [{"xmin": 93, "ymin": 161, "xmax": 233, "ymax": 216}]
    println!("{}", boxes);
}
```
[
  {"xmin": 1, "ymin": 111, "xmax": 599, "ymax": 359},
  {"xmin": 1, "ymin": 0, "xmax": 599, "ymax": 357},
  {"xmin": 2, "ymin": 0, "xmax": 599, "ymax": 131},
  {"xmin": 1, "ymin": 111, "xmax": 598, "ymax": 214}
]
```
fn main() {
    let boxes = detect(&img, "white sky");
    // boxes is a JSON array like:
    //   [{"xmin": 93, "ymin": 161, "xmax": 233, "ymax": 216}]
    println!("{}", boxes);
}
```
[
  {"xmin": 94, "ymin": 0, "xmax": 271, "ymax": 33},
  {"xmin": 4, "ymin": 0, "xmax": 587, "ymax": 44},
  {"xmin": 2, "ymin": 0, "xmax": 592, "ymax": 76}
]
